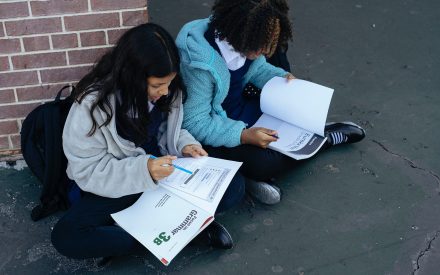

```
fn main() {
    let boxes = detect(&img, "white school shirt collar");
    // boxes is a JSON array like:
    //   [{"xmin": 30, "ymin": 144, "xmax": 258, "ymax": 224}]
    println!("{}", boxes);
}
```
[
  {"xmin": 148, "ymin": 101, "xmax": 155, "ymax": 112},
  {"xmin": 215, "ymin": 37, "xmax": 246, "ymax": 71}
]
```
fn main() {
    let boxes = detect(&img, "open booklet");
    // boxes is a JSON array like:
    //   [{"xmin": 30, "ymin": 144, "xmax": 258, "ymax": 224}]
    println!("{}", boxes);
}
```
[
  {"xmin": 252, "ymin": 76, "xmax": 334, "ymax": 160},
  {"xmin": 111, "ymin": 156, "xmax": 242, "ymax": 266}
]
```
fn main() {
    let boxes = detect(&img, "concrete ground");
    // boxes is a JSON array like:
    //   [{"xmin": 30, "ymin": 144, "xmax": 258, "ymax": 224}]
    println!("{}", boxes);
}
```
[{"xmin": 1, "ymin": 0, "xmax": 439, "ymax": 274}]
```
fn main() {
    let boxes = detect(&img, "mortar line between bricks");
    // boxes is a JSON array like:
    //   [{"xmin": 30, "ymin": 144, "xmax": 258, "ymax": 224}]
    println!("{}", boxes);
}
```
[{"xmin": 2, "ymin": 8, "xmax": 147, "ymax": 23}]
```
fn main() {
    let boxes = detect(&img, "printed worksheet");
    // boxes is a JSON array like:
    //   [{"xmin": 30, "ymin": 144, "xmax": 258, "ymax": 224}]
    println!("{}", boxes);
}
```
[
  {"xmin": 159, "ymin": 157, "xmax": 241, "ymax": 213},
  {"xmin": 161, "ymin": 157, "xmax": 229, "ymax": 201},
  {"xmin": 111, "ymin": 156, "xmax": 242, "ymax": 266}
]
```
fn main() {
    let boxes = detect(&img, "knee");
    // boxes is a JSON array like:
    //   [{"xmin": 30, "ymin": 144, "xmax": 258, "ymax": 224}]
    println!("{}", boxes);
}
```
[
  {"xmin": 51, "ymin": 218, "xmax": 82, "ymax": 259},
  {"xmin": 244, "ymin": 150, "xmax": 291, "ymax": 181}
]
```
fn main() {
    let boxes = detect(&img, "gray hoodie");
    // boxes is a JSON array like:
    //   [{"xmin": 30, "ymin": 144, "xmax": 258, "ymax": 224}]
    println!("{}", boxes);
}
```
[{"xmin": 62, "ymin": 91, "xmax": 200, "ymax": 198}]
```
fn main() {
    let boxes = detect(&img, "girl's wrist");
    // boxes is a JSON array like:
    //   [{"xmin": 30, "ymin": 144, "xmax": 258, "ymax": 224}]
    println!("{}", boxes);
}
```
[{"xmin": 240, "ymin": 128, "xmax": 248, "ymax": 144}]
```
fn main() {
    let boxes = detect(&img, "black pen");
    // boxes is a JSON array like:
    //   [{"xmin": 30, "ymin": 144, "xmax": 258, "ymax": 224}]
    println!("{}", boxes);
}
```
[{"xmin": 259, "ymin": 131, "xmax": 279, "ymax": 139}]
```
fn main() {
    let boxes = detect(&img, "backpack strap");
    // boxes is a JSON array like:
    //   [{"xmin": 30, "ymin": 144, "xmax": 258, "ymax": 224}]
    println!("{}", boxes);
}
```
[{"xmin": 55, "ymin": 85, "xmax": 73, "ymax": 102}]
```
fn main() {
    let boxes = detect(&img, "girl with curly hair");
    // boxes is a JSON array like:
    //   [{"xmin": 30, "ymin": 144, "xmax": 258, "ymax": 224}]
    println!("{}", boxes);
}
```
[{"xmin": 176, "ymin": 0, "xmax": 365, "ymax": 205}]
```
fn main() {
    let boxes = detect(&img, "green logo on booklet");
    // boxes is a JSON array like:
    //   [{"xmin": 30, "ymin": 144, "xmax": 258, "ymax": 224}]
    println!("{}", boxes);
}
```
[{"xmin": 154, "ymin": 232, "xmax": 171, "ymax": 245}]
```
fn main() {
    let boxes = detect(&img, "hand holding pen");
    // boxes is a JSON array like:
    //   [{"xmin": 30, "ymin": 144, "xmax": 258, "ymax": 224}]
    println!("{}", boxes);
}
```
[
  {"xmin": 241, "ymin": 127, "xmax": 279, "ymax": 149},
  {"xmin": 147, "ymin": 155, "xmax": 178, "ymax": 181},
  {"xmin": 148, "ymin": 155, "xmax": 193, "ymax": 181}
]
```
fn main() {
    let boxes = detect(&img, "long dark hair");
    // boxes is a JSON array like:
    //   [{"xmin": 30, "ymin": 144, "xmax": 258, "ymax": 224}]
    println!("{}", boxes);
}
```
[
  {"xmin": 73, "ymin": 23, "xmax": 185, "ymax": 140},
  {"xmin": 210, "ymin": 0, "xmax": 293, "ymax": 56}
]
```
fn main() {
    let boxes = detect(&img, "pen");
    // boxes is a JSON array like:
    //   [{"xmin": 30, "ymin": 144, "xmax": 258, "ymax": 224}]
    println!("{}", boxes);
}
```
[
  {"xmin": 149, "ymin": 155, "xmax": 193, "ymax": 175},
  {"xmin": 259, "ymin": 131, "xmax": 279, "ymax": 139}
]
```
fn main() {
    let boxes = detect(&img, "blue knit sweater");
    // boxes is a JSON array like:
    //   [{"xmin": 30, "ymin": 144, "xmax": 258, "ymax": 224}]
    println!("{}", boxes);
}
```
[{"xmin": 176, "ymin": 18, "xmax": 287, "ymax": 147}]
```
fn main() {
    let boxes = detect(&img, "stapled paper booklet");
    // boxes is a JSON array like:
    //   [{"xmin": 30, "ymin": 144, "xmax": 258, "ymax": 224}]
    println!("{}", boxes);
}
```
[
  {"xmin": 253, "ymin": 77, "xmax": 334, "ymax": 160},
  {"xmin": 111, "ymin": 156, "xmax": 242, "ymax": 266}
]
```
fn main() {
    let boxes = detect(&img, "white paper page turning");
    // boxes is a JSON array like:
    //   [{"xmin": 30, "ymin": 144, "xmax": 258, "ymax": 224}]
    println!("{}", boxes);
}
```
[{"xmin": 260, "ymin": 77, "xmax": 333, "ymax": 136}]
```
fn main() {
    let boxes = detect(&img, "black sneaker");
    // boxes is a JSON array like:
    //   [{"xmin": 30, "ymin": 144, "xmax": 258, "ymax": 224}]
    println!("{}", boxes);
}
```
[
  {"xmin": 97, "ymin": 256, "xmax": 113, "ymax": 267},
  {"xmin": 324, "ymin": 122, "xmax": 365, "ymax": 146},
  {"xmin": 204, "ymin": 221, "xmax": 234, "ymax": 249}
]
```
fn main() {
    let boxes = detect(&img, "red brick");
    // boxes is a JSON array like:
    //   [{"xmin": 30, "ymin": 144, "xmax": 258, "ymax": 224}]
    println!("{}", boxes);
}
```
[
  {"xmin": 0, "ymin": 102, "xmax": 39, "ymax": 120},
  {"xmin": 107, "ymin": 28, "xmax": 129, "ymax": 44},
  {"xmin": 0, "ymin": 57, "xmax": 9, "ymax": 71},
  {"xmin": 12, "ymin": 52, "xmax": 67, "ymax": 70},
  {"xmin": 31, "ymin": 0, "xmax": 88, "ymax": 16},
  {"xmin": 0, "ymin": 2, "xmax": 29, "ymax": 19},
  {"xmin": 23, "ymin": 36, "xmax": 50, "ymax": 52},
  {"xmin": 0, "ymin": 89, "xmax": 15, "ymax": 104},
  {"xmin": 0, "ymin": 23, "xmax": 4, "ymax": 37},
  {"xmin": 5, "ymin": 18, "xmax": 62, "ymax": 36},
  {"xmin": 65, "ymin": 13, "xmax": 119, "ymax": 31},
  {"xmin": 0, "ymin": 38, "xmax": 21, "ymax": 54},
  {"xmin": 52, "ymin": 33, "xmax": 78, "ymax": 49},
  {"xmin": 68, "ymin": 47, "xmax": 110, "ymax": 65},
  {"xmin": 0, "ymin": 71, "xmax": 39, "ymax": 88},
  {"xmin": 122, "ymin": 10, "xmax": 147, "ymax": 27},
  {"xmin": 0, "ymin": 121, "xmax": 19, "ymax": 135},
  {"xmin": 40, "ymin": 65, "xmax": 91, "ymax": 83},
  {"xmin": 10, "ymin": 134, "xmax": 20, "ymax": 148},
  {"xmin": 80, "ymin": 31, "xmax": 106, "ymax": 47},
  {"xmin": 16, "ymin": 83, "xmax": 68, "ymax": 101},
  {"xmin": 91, "ymin": 0, "xmax": 146, "ymax": 11},
  {"xmin": 0, "ymin": 136, "xmax": 9, "ymax": 150}
]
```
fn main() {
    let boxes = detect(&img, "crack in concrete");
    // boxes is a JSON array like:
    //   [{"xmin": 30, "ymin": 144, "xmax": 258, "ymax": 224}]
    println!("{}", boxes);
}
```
[
  {"xmin": 412, "ymin": 230, "xmax": 440, "ymax": 275},
  {"xmin": 372, "ymin": 140, "xmax": 440, "ymax": 192}
]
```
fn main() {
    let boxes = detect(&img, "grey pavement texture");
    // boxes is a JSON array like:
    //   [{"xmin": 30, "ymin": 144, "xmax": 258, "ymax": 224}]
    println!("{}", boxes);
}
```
[{"xmin": 1, "ymin": 0, "xmax": 440, "ymax": 274}]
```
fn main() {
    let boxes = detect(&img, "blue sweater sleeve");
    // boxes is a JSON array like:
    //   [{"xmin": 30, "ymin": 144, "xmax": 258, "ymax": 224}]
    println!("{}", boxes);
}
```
[
  {"xmin": 181, "ymin": 66, "xmax": 246, "ymax": 147},
  {"xmin": 245, "ymin": 56, "xmax": 287, "ymax": 88}
]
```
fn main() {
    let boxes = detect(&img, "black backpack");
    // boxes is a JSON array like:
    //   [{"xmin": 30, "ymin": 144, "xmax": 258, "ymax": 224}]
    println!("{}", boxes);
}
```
[{"xmin": 20, "ymin": 85, "xmax": 75, "ymax": 221}]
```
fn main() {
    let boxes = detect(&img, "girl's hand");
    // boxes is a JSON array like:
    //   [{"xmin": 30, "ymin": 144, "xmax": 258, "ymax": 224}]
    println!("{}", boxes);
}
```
[
  {"xmin": 284, "ymin": 73, "xmax": 296, "ymax": 81},
  {"xmin": 182, "ymin": 144, "xmax": 208, "ymax": 158},
  {"xmin": 147, "ymin": 155, "xmax": 177, "ymax": 181},
  {"xmin": 241, "ymin": 127, "xmax": 279, "ymax": 148}
]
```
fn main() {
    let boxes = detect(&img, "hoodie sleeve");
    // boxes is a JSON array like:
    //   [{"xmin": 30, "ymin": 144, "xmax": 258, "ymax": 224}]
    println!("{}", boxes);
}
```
[
  {"xmin": 245, "ymin": 56, "xmax": 287, "ymax": 88},
  {"xmin": 181, "ymin": 66, "xmax": 246, "ymax": 147},
  {"xmin": 63, "ymin": 100, "xmax": 157, "ymax": 198}
]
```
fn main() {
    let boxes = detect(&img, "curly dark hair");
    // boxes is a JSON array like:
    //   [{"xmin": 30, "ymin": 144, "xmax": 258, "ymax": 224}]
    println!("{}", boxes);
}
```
[{"xmin": 210, "ymin": 0, "xmax": 293, "ymax": 57}]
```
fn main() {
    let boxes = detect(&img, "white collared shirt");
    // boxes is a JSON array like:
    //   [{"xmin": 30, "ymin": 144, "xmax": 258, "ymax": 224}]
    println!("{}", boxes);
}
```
[
  {"xmin": 148, "ymin": 101, "xmax": 155, "ymax": 112},
  {"xmin": 215, "ymin": 37, "xmax": 246, "ymax": 71}
]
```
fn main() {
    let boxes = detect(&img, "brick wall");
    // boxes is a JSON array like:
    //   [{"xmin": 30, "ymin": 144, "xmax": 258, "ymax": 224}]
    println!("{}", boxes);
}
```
[{"xmin": 0, "ymin": 0, "xmax": 148, "ymax": 157}]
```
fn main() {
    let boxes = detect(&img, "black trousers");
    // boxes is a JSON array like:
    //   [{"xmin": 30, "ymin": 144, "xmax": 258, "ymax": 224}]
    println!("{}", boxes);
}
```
[
  {"xmin": 51, "ymin": 174, "xmax": 244, "ymax": 259},
  {"xmin": 205, "ymin": 145, "xmax": 298, "ymax": 182}
]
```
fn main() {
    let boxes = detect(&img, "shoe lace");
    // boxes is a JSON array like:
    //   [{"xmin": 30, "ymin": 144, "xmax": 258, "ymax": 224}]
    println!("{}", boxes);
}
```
[{"xmin": 329, "ymin": 132, "xmax": 348, "ymax": 145}]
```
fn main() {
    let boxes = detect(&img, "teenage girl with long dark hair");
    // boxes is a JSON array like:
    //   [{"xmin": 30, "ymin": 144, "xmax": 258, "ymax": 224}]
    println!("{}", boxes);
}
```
[{"xmin": 51, "ymin": 23, "xmax": 243, "ymax": 260}]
